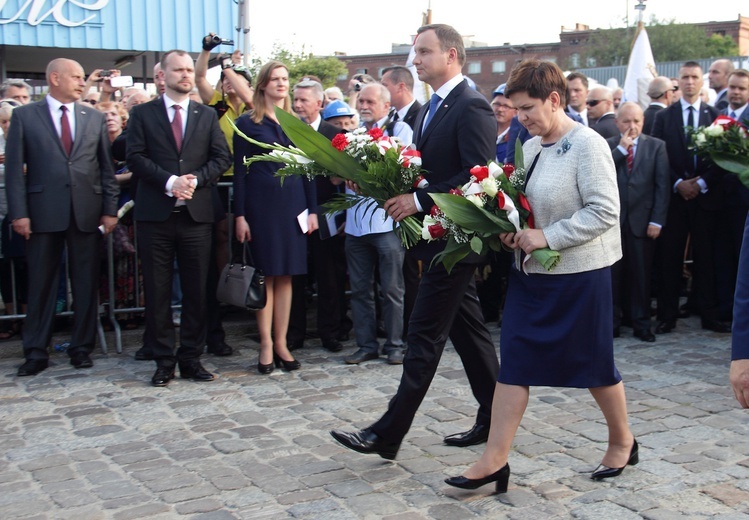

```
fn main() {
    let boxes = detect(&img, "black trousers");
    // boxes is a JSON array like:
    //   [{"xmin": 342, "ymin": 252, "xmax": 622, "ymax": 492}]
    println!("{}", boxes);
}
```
[
  {"xmin": 23, "ymin": 225, "xmax": 100, "ymax": 361},
  {"xmin": 139, "ymin": 210, "xmax": 212, "ymax": 367},
  {"xmin": 371, "ymin": 261, "xmax": 499, "ymax": 444},
  {"xmin": 612, "ymin": 221, "xmax": 656, "ymax": 331}
]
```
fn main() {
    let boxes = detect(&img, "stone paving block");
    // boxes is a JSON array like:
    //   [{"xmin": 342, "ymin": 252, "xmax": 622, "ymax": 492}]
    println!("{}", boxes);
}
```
[
  {"xmin": 425, "ymin": 503, "xmax": 480, "ymax": 519},
  {"xmin": 102, "ymin": 494, "xmax": 154, "ymax": 509},
  {"xmin": 174, "ymin": 497, "xmax": 224, "ymax": 514},
  {"xmin": 32, "ymin": 465, "xmax": 77, "ymax": 483},
  {"xmin": 702, "ymin": 483, "xmax": 749, "ymax": 508},
  {"xmin": 570, "ymin": 501, "xmax": 645, "ymax": 519},
  {"xmin": 325, "ymin": 478, "xmax": 375, "ymax": 498},
  {"xmin": 111, "ymin": 449, "xmax": 163, "ymax": 465},
  {"xmin": 159, "ymin": 483, "xmax": 218, "ymax": 504},
  {"xmin": 190, "ymin": 510, "xmax": 241, "ymax": 520},
  {"xmin": 74, "ymin": 425, "xmax": 125, "ymax": 437},
  {"xmin": 17, "ymin": 454, "xmax": 71, "ymax": 471},
  {"xmin": 112, "ymin": 503, "xmax": 172, "ymax": 520},
  {"xmin": 143, "ymin": 473, "xmax": 203, "ymax": 492}
]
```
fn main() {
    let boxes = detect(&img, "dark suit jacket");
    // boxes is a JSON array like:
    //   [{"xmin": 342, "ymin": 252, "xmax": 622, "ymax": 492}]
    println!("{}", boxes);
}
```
[
  {"xmin": 592, "ymin": 113, "xmax": 619, "ymax": 140},
  {"xmin": 6, "ymin": 99, "xmax": 118, "ymax": 232},
  {"xmin": 642, "ymin": 103, "xmax": 664, "ymax": 136},
  {"xmin": 607, "ymin": 134, "xmax": 670, "ymax": 237},
  {"xmin": 715, "ymin": 90, "xmax": 729, "ymax": 111},
  {"xmin": 126, "ymin": 98, "xmax": 231, "ymax": 223},
  {"xmin": 732, "ymin": 215, "xmax": 749, "ymax": 359},
  {"xmin": 411, "ymin": 79, "xmax": 496, "ymax": 261},
  {"xmin": 651, "ymin": 101, "xmax": 722, "ymax": 210},
  {"xmin": 401, "ymin": 100, "xmax": 423, "ymax": 131}
]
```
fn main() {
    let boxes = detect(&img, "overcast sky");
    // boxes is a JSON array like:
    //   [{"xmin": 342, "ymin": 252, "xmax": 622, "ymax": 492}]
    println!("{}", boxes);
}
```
[{"xmin": 239, "ymin": 0, "xmax": 745, "ymax": 59}]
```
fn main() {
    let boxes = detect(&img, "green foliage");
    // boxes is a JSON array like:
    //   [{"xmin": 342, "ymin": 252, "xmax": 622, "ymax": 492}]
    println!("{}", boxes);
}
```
[
  {"xmin": 579, "ymin": 17, "xmax": 739, "ymax": 68},
  {"xmin": 250, "ymin": 43, "xmax": 347, "ymax": 88}
]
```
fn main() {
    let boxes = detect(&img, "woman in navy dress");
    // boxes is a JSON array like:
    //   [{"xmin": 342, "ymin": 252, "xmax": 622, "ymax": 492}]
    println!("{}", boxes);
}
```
[
  {"xmin": 446, "ymin": 60, "xmax": 637, "ymax": 494},
  {"xmin": 233, "ymin": 61, "xmax": 318, "ymax": 374}
]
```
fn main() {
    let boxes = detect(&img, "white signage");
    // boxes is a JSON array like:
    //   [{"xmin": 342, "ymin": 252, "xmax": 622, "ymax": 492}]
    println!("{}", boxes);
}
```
[{"xmin": 0, "ymin": 0, "xmax": 109, "ymax": 27}]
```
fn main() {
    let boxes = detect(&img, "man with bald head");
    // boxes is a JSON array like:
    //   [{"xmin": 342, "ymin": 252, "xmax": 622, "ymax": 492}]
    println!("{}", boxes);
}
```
[
  {"xmin": 588, "ymin": 86, "xmax": 618, "ymax": 139},
  {"xmin": 5, "ymin": 58, "xmax": 119, "ymax": 376},
  {"xmin": 643, "ymin": 76, "xmax": 676, "ymax": 135},
  {"xmin": 607, "ymin": 102, "xmax": 670, "ymax": 341},
  {"xmin": 708, "ymin": 59, "xmax": 734, "ymax": 111}
]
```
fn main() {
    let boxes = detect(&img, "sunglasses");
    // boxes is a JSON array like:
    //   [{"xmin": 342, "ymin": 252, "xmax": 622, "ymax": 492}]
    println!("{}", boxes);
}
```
[{"xmin": 586, "ymin": 99, "xmax": 604, "ymax": 107}]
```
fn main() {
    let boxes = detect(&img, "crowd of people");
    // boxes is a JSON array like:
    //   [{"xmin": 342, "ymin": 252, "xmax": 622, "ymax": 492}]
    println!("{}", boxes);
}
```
[{"xmin": 1, "ymin": 22, "xmax": 748, "ymax": 496}]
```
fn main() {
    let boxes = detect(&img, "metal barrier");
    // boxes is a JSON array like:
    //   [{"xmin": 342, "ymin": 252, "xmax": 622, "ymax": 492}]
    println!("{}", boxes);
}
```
[{"xmin": 0, "ymin": 182, "xmax": 235, "ymax": 354}]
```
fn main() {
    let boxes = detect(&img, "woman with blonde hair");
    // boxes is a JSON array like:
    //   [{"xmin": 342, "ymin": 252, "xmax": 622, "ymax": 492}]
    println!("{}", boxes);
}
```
[{"xmin": 233, "ymin": 61, "xmax": 318, "ymax": 374}]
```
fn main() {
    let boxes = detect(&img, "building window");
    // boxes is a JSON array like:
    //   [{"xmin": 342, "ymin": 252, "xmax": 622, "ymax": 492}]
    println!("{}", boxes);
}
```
[
  {"xmin": 570, "ymin": 53, "xmax": 580, "ymax": 68},
  {"xmin": 586, "ymin": 56, "xmax": 597, "ymax": 67},
  {"xmin": 467, "ymin": 62, "xmax": 481, "ymax": 75},
  {"xmin": 492, "ymin": 60, "xmax": 506, "ymax": 74},
  {"xmin": 543, "ymin": 56, "xmax": 557, "ymax": 64}
]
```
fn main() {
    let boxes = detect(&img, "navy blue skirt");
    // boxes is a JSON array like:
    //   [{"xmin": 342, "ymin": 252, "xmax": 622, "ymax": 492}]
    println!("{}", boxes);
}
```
[{"xmin": 498, "ymin": 266, "xmax": 621, "ymax": 388}]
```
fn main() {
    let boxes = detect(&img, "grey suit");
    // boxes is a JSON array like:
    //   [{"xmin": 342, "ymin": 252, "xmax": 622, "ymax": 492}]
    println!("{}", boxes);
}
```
[
  {"xmin": 607, "ymin": 134, "xmax": 670, "ymax": 332},
  {"xmin": 5, "ymin": 98, "xmax": 118, "ymax": 361}
]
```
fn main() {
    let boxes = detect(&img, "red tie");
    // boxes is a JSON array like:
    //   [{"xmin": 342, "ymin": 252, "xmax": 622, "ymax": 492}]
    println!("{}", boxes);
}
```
[
  {"xmin": 171, "ymin": 105, "xmax": 183, "ymax": 151},
  {"xmin": 626, "ymin": 145, "xmax": 634, "ymax": 174},
  {"xmin": 60, "ymin": 106, "xmax": 73, "ymax": 156}
]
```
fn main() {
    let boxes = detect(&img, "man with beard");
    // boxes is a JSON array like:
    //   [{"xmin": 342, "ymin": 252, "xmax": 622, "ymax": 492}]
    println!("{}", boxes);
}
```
[{"xmin": 127, "ymin": 50, "xmax": 231, "ymax": 387}]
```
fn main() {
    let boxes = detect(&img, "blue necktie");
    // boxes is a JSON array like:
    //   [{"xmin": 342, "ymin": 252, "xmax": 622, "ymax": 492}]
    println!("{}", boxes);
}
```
[
  {"xmin": 423, "ymin": 93, "xmax": 441, "ymax": 129},
  {"xmin": 730, "ymin": 110, "xmax": 737, "ymax": 119}
]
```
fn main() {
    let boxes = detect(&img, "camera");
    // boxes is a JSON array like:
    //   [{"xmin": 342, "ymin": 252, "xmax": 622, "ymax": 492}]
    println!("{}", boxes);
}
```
[
  {"xmin": 203, "ymin": 34, "xmax": 234, "ymax": 51},
  {"xmin": 210, "ymin": 35, "xmax": 234, "ymax": 46},
  {"xmin": 354, "ymin": 82, "xmax": 361, "ymax": 92},
  {"xmin": 99, "ymin": 70, "xmax": 112, "ymax": 78}
]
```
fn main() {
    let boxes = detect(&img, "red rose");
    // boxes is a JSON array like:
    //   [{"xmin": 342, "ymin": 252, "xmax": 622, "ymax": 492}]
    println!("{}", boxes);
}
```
[
  {"xmin": 331, "ymin": 134, "xmax": 348, "ymax": 151},
  {"xmin": 430, "ymin": 205, "xmax": 442, "ymax": 217},
  {"xmin": 502, "ymin": 164, "xmax": 515, "ymax": 177},
  {"xmin": 471, "ymin": 165, "xmax": 489, "ymax": 182},
  {"xmin": 497, "ymin": 191, "xmax": 505, "ymax": 208},
  {"xmin": 428, "ymin": 223, "xmax": 447, "ymax": 239},
  {"xmin": 368, "ymin": 127, "xmax": 384, "ymax": 140},
  {"xmin": 449, "ymin": 188, "xmax": 464, "ymax": 196},
  {"xmin": 518, "ymin": 194, "xmax": 534, "ymax": 228}
]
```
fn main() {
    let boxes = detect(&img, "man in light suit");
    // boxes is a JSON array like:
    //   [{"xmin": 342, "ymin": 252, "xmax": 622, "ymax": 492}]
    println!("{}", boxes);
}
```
[
  {"xmin": 6, "ymin": 58, "xmax": 119, "ymax": 376},
  {"xmin": 127, "ymin": 50, "xmax": 231, "ymax": 387},
  {"xmin": 330, "ymin": 24, "xmax": 500, "ymax": 459},
  {"xmin": 607, "ymin": 102, "xmax": 670, "ymax": 342},
  {"xmin": 651, "ymin": 61, "xmax": 728, "ymax": 334}
]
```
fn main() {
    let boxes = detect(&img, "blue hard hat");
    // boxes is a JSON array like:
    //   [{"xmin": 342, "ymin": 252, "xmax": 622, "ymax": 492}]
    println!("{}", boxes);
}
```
[
  {"xmin": 323, "ymin": 100, "xmax": 355, "ymax": 120},
  {"xmin": 493, "ymin": 83, "xmax": 506, "ymax": 97}
]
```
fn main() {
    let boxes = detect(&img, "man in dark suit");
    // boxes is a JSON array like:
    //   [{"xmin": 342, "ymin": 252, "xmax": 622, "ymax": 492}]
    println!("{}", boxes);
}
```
[
  {"xmin": 708, "ymin": 59, "xmax": 734, "ymax": 111},
  {"xmin": 651, "ymin": 61, "xmax": 729, "ymax": 334},
  {"xmin": 330, "ymin": 24, "xmax": 500, "ymax": 459},
  {"xmin": 127, "ymin": 50, "xmax": 231, "ymax": 387},
  {"xmin": 729, "ymin": 215, "xmax": 749, "ymax": 408},
  {"xmin": 607, "ymin": 102, "xmax": 670, "ymax": 342},
  {"xmin": 588, "ymin": 86, "xmax": 618, "ymax": 139},
  {"xmin": 287, "ymin": 78, "xmax": 350, "ymax": 353},
  {"xmin": 716, "ymin": 69, "xmax": 749, "ymax": 322},
  {"xmin": 643, "ymin": 76, "xmax": 676, "ymax": 136},
  {"xmin": 6, "ymin": 58, "xmax": 119, "ymax": 376},
  {"xmin": 381, "ymin": 65, "xmax": 423, "ymax": 344}
]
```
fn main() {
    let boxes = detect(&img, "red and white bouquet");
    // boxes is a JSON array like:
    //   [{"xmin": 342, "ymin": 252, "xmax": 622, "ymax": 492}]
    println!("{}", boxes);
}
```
[
  {"xmin": 689, "ymin": 114, "xmax": 749, "ymax": 189},
  {"xmin": 232, "ymin": 108, "xmax": 426, "ymax": 248},
  {"xmin": 424, "ymin": 145, "xmax": 560, "ymax": 273}
]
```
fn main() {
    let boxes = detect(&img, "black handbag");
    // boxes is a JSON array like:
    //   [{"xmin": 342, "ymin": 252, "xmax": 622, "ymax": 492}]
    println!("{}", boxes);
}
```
[{"xmin": 216, "ymin": 242, "xmax": 266, "ymax": 310}]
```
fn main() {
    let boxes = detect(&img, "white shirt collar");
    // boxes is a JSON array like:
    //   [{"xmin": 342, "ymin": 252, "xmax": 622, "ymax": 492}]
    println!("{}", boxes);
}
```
[
  {"xmin": 163, "ymin": 93, "xmax": 190, "ymax": 112},
  {"xmin": 433, "ymin": 74, "xmax": 465, "ymax": 101},
  {"xmin": 397, "ymin": 99, "xmax": 416, "ymax": 121},
  {"xmin": 308, "ymin": 114, "xmax": 322, "ymax": 131}
]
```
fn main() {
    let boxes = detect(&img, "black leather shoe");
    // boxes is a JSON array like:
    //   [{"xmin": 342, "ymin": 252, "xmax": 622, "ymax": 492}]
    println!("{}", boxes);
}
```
[
  {"xmin": 179, "ymin": 362, "xmax": 215, "ymax": 381},
  {"xmin": 634, "ymin": 329, "xmax": 655, "ymax": 342},
  {"xmin": 322, "ymin": 340, "xmax": 343, "ymax": 352},
  {"xmin": 206, "ymin": 342, "xmax": 233, "ymax": 356},
  {"xmin": 386, "ymin": 349, "xmax": 404, "ymax": 365},
  {"xmin": 134, "ymin": 347, "xmax": 154, "ymax": 361},
  {"xmin": 702, "ymin": 319, "xmax": 731, "ymax": 333},
  {"xmin": 591, "ymin": 439, "xmax": 639, "ymax": 480},
  {"xmin": 274, "ymin": 353, "xmax": 301, "ymax": 371},
  {"xmin": 17, "ymin": 359, "xmax": 49, "ymax": 377},
  {"xmin": 345, "ymin": 349, "xmax": 379, "ymax": 364},
  {"xmin": 655, "ymin": 320, "xmax": 675, "ymax": 334},
  {"xmin": 444, "ymin": 423, "xmax": 490, "ymax": 447},
  {"xmin": 330, "ymin": 428, "xmax": 400, "ymax": 460},
  {"xmin": 69, "ymin": 351, "xmax": 93, "ymax": 369},
  {"xmin": 151, "ymin": 366, "xmax": 175, "ymax": 387},
  {"xmin": 445, "ymin": 463, "xmax": 510, "ymax": 494}
]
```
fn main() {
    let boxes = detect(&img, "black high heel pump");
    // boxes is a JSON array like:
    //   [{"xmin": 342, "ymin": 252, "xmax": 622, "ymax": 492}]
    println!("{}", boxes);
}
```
[
  {"xmin": 274, "ymin": 353, "xmax": 300, "ymax": 371},
  {"xmin": 591, "ymin": 439, "xmax": 639, "ymax": 480},
  {"xmin": 445, "ymin": 463, "xmax": 510, "ymax": 494}
]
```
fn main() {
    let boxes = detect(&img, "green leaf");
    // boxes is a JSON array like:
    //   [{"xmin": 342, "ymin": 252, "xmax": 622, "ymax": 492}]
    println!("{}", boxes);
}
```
[
  {"xmin": 514, "ymin": 137, "xmax": 524, "ymax": 168},
  {"xmin": 431, "ymin": 238, "xmax": 472, "ymax": 274},
  {"xmin": 430, "ymin": 193, "xmax": 516, "ymax": 234},
  {"xmin": 275, "ymin": 108, "xmax": 365, "ymax": 180},
  {"xmin": 712, "ymin": 153, "xmax": 749, "ymax": 189},
  {"xmin": 470, "ymin": 236, "xmax": 483, "ymax": 254}
]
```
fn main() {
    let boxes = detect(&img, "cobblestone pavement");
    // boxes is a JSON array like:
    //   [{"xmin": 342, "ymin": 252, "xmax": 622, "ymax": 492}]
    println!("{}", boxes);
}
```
[{"xmin": 1, "ymin": 310, "xmax": 747, "ymax": 520}]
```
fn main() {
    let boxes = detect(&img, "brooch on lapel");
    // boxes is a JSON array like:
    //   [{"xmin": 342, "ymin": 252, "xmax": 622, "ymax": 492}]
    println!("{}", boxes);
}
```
[{"xmin": 557, "ymin": 137, "xmax": 572, "ymax": 155}]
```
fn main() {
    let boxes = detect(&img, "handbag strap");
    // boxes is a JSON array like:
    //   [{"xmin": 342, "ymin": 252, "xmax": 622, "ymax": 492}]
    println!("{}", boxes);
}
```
[{"xmin": 241, "ymin": 241, "xmax": 257, "ymax": 268}]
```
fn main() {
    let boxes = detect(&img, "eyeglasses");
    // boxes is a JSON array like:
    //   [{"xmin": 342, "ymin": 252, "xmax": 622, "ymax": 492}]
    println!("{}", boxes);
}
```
[
  {"xmin": 672, "ymin": 86, "xmax": 679, "ymax": 91},
  {"xmin": 586, "ymin": 99, "xmax": 604, "ymax": 107}
]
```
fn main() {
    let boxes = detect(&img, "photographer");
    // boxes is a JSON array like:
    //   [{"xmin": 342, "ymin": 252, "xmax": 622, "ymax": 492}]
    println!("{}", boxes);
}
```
[
  {"xmin": 84, "ymin": 68, "xmax": 122, "ymax": 103},
  {"xmin": 346, "ymin": 73, "xmax": 375, "ymax": 110}
]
